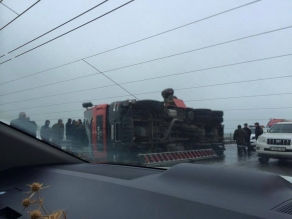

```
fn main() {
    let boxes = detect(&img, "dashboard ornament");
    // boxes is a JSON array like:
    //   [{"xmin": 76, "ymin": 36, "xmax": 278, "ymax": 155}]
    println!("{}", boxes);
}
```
[{"xmin": 22, "ymin": 182, "xmax": 67, "ymax": 219}]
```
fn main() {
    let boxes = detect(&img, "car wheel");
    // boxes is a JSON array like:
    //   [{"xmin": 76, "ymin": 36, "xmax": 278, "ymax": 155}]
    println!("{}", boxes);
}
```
[
  {"xmin": 215, "ymin": 150, "xmax": 224, "ymax": 156},
  {"xmin": 258, "ymin": 157, "xmax": 269, "ymax": 164},
  {"xmin": 279, "ymin": 158, "xmax": 289, "ymax": 165}
]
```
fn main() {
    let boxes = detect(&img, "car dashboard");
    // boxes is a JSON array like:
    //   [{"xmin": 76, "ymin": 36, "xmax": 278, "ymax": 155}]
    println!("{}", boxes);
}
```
[{"xmin": 1, "ymin": 163, "xmax": 292, "ymax": 219}]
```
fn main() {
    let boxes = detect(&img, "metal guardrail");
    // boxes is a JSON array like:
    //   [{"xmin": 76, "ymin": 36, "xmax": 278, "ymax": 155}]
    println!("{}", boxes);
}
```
[{"xmin": 224, "ymin": 133, "xmax": 235, "ymax": 144}]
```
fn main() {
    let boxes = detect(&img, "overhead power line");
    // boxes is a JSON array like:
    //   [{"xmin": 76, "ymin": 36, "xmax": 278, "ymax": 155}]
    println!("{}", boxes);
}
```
[
  {"xmin": 0, "ymin": 0, "xmax": 41, "ymax": 31},
  {"xmin": 4, "ymin": 109, "xmax": 83, "ymax": 117},
  {"xmin": 1, "ymin": 52, "xmax": 291, "ymax": 98},
  {"xmin": 185, "ymin": 92, "xmax": 292, "ymax": 103},
  {"xmin": 1, "ymin": 105, "xmax": 292, "ymax": 120},
  {"xmin": 224, "ymin": 119, "xmax": 268, "ymax": 122},
  {"xmin": 1, "ymin": 25, "xmax": 291, "ymax": 87},
  {"xmin": 37, "ymin": 119, "xmax": 275, "ymax": 124},
  {"xmin": 0, "ymin": 90, "xmax": 291, "ymax": 116},
  {"xmin": 7, "ymin": 0, "xmax": 108, "ymax": 54},
  {"xmin": 79, "ymin": 61, "xmax": 170, "ymax": 137},
  {"xmin": 224, "ymin": 107, "xmax": 292, "ymax": 111},
  {"xmin": 83, "ymin": 60, "xmax": 141, "ymax": 101},
  {"xmin": 3, "ymin": 117, "xmax": 270, "ymax": 124},
  {"xmin": 0, "ymin": 0, "xmax": 261, "ymax": 83},
  {"xmin": 0, "ymin": 66, "xmax": 291, "ymax": 104},
  {"xmin": 0, "ymin": 94, "xmax": 133, "ymax": 112},
  {"xmin": 19, "ymin": 118, "xmax": 271, "ymax": 123},
  {"xmin": 0, "ymin": 2, "xmax": 19, "ymax": 15},
  {"xmin": 91, "ymin": 25, "xmax": 292, "ymax": 74},
  {"xmin": 8, "ymin": 117, "xmax": 271, "ymax": 124},
  {"xmin": 0, "ymin": 58, "xmax": 12, "ymax": 65},
  {"xmin": 80, "ymin": 0, "xmax": 262, "ymax": 61},
  {"xmin": 71, "ymin": 61, "xmax": 170, "ymax": 138},
  {"xmin": 12, "ymin": 0, "xmax": 134, "ymax": 58}
]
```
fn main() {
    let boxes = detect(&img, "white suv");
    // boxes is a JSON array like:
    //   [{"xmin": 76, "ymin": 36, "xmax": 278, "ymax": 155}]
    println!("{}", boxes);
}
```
[
  {"xmin": 256, "ymin": 122, "xmax": 292, "ymax": 164},
  {"xmin": 249, "ymin": 126, "xmax": 256, "ymax": 149}
]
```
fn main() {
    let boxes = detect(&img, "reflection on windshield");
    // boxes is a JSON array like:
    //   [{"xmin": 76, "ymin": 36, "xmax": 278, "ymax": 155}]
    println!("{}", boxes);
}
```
[
  {"xmin": 269, "ymin": 124, "xmax": 292, "ymax": 133},
  {"xmin": 1, "ymin": 0, "xmax": 292, "ymax": 173},
  {"xmin": 8, "ymin": 88, "xmax": 226, "ymax": 164}
]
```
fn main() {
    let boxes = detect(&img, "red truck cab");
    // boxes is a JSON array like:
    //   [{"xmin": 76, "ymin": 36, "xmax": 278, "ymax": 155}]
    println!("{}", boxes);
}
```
[{"xmin": 84, "ymin": 103, "xmax": 109, "ymax": 160}]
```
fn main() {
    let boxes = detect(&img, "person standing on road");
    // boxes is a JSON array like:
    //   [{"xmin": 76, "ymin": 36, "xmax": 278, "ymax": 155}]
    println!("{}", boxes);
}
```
[
  {"xmin": 234, "ymin": 125, "xmax": 247, "ymax": 154},
  {"xmin": 243, "ymin": 123, "xmax": 252, "ymax": 155},
  {"xmin": 254, "ymin": 122, "xmax": 263, "ymax": 140},
  {"xmin": 65, "ymin": 118, "xmax": 72, "ymax": 140},
  {"xmin": 40, "ymin": 120, "xmax": 51, "ymax": 143},
  {"xmin": 26, "ymin": 117, "xmax": 37, "ymax": 138},
  {"xmin": 51, "ymin": 119, "xmax": 64, "ymax": 146},
  {"xmin": 10, "ymin": 112, "xmax": 30, "ymax": 134},
  {"xmin": 71, "ymin": 120, "xmax": 76, "ymax": 135},
  {"xmin": 72, "ymin": 120, "xmax": 88, "ymax": 149},
  {"xmin": 71, "ymin": 120, "xmax": 79, "ymax": 148}
]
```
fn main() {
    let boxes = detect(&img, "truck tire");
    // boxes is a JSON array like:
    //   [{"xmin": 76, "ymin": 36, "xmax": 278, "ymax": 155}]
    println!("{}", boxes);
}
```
[
  {"xmin": 193, "ymin": 115, "xmax": 212, "ymax": 124},
  {"xmin": 212, "ymin": 110, "xmax": 224, "ymax": 117},
  {"xmin": 215, "ymin": 150, "xmax": 224, "ymax": 156},
  {"xmin": 258, "ymin": 157, "xmax": 269, "ymax": 164},
  {"xmin": 212, "ymin": 116, "xmax": 223, "ymax": 124},
  {"xmin": 187, "ymin": 110, "xmax": 194, "ymax": 121},
  {"xmin": 135, "ymin": 100, "xmax": 165, "ymax": 113},
  {"xmin": 193, "ymin": 109, "xmax": 212, "ymax": 116}
]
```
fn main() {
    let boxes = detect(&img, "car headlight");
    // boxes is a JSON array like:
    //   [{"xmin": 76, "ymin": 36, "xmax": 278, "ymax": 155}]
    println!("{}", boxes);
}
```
[{"xmin": 257, "ymin": 136, "xmax": 266, "ymax": 143}]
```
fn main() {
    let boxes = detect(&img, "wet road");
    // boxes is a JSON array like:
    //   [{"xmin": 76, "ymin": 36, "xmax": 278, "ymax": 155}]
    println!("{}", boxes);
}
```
[{"xmin": 190, "ymin": 144, "xmax": 292, "ymax": 177}]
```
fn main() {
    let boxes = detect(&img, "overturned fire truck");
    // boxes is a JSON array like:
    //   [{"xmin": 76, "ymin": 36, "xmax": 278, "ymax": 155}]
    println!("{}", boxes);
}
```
[{"xmin": 83, "ymin": 88, "xmax": 225, "ymax": 166}]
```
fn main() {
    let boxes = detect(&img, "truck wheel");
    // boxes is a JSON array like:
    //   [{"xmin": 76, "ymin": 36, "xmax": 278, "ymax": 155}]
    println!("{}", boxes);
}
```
[
  {"xmin": 193, "ymin": 109, "xmax": 212, "ymax": 116},
  {"xmin": 212, "ymin": 110, "xmax": 224, "ymax": 117},
  {"xmin": 193, "ymin": 115, "xmax": 212, "ymax": 123},
  {"xmin": 135, "ymin": 100, "xmax": 165, "ymax": 113},
  {"xmin": 187, "ymin": 110, "xmax": 194, "ymax": 121},
  {"xmin": 258, "ymin": 157, "xmax": 269, "ymax": 164},
  {"xmin": 215, "ymin": 150, "xmax": 224, "ymax": 156},
  {"xmin": 212, "ymin": 116, "xmax": 223, "ymax": 124}
]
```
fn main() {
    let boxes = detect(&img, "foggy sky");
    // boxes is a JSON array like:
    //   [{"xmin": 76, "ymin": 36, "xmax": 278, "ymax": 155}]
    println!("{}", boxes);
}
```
[{"xmin": 0, "ymin": 0, "xmax": 292, "ymax": 133}]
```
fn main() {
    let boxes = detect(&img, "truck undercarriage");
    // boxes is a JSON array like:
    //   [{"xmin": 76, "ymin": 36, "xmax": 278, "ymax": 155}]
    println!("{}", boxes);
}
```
[{"xmin": 105, "ymin": 99, "xmax": 225, "ymax": 165}]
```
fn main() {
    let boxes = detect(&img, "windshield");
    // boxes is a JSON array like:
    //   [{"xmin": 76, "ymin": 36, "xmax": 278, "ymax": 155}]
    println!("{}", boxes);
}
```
[
  {"xmin": 1, "ymin": 0, "xmax": 292, "ymax": 175},
  {"xmin": 269, "ymin": 124, "xmax": 292, "ymax": 133}
]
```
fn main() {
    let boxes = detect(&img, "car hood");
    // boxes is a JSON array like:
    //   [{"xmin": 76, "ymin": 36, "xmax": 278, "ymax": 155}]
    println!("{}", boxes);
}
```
[
  {"xmin": 281, "ymin": 175, "xmax": 292, "ymax": 183},
  {"xmin": 262, "ymin": 133, "xmax": 292, "ymax": 139}
]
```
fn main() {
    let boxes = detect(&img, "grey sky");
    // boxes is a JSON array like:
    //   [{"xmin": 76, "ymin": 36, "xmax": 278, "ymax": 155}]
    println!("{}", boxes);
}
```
[{"xmin": 0, "ymin": 0, "xmax": 292, "ymax": 132}]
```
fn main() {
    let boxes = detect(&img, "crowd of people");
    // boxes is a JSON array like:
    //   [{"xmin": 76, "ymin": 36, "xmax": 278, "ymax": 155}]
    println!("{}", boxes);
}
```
[
  {"xmin": 233, "ymin": 122, "xmax": 263, "ymax": 155},
  {"xmin": 10, "ymin": 111, "xmax": 264, "ymax": 155},
  {"xmin": 10, "ymin": 112, "xmax": 88, "ymax": 148}
]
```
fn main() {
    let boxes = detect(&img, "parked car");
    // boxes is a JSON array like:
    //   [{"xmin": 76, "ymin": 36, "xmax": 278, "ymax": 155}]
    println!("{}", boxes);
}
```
[
  {"xmin": 248, "ymin": 126, "xmax": 256, "ymax": 150},
  {"xmin": 256, "ymin": 122, "xmax": 292, "ymax": 164}
]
